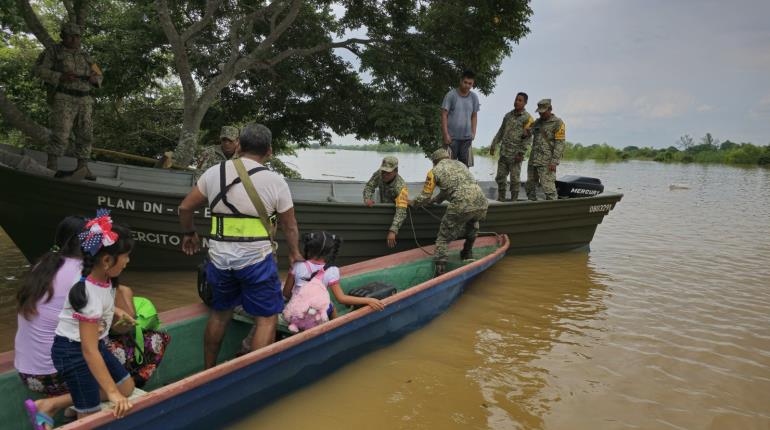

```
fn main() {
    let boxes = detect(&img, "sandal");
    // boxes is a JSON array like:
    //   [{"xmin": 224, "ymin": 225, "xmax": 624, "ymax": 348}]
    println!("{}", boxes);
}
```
[{"xmin": 23, "ymin": 399, "xmax": 55, "ymax": 430}]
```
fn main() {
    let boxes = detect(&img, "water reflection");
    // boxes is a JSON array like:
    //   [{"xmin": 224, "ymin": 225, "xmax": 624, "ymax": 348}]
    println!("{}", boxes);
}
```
[{"xmin": 227, "ymin": 253, "xmax": 610, "ymax": 430}]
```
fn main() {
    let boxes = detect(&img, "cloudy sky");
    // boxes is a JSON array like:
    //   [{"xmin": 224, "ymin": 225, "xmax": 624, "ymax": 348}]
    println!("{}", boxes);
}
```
[{"xmin": 338, "ymin": 0, "xmax": 770, "ymax": 149}]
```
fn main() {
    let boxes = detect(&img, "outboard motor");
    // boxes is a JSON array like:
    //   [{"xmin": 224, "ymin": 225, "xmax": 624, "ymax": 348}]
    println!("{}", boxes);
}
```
[{"xmin": 556, "ymin": 175, "xmax": 604, "ymax": 198}]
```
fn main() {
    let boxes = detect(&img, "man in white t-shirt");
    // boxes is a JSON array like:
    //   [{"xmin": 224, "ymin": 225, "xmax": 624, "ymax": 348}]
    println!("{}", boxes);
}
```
[{"xmin": 178, "ymin": 123, "xmax": 302, "ymax": 369}]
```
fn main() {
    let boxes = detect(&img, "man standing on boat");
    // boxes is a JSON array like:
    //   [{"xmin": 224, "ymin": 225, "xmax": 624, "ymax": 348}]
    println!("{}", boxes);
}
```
[
  {"xmin": 410, "ymin": 149, "xmax": 488, "ymax": 276},
  {"xmin": 441, "ymin": 70, "xmax": 480, "ymax": 167},
  {"xmin": 489, "ymin": 92, "xmax": 534, "ymax": 201},
  {"xmin": 363, "ymin": 156, "xmax": 409, "ymax": 248},
  {"xmin": 34, "ymin": 22, "xmax": 102, "ymax": 180},
  {"xmin": 196, "ymin": 126, "xmax": 240, "ymax": 173},
  {"xmin": 526, "ymin": 99, "xmax": 566, "ymax": 201},
  {"xmin": 178, "ymin": 123, "xmax": 302, "ymax": 368}
]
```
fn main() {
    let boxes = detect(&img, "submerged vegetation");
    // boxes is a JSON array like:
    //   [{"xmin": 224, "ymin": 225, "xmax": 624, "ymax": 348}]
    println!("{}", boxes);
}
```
[
  {"xmin": 473, "ymin": 132, "xmax": 770, "ymax": 167},
  {"xmin": 563, "ymin": 134, "xmax": 770, "ymax": 166}
]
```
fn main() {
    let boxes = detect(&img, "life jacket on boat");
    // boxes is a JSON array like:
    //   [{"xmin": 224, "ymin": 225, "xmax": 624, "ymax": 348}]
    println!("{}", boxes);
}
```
[{"xmin": 208, "ymin": 161, "xmax": 274, "ymax": 242}]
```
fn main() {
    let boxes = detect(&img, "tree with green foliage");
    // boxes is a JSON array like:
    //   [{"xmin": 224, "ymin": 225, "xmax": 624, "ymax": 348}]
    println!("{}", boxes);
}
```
[
  {"xmin": 2, "ymin": 0, "xmax": 533, "ymax": 168},
  {"xmin": 152, "ymin": 0, "xmax": 533, "ymax": 165}
]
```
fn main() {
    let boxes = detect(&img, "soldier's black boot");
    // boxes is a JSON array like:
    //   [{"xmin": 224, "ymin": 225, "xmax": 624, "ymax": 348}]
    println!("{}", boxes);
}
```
[
  {"xmin": 497, "ymin": 187, "xmax": 506, "ymax": 202},
  {"xmin": 434, "ymin": 260, "xmax": 447, "ymax": 277},
  {"xmin": 460, "ymin": 238, "xmax": 476, "ymax": 261},
  {"xmin": 46, "ymin": 154, "xmax": 58, "ymax": 171}
]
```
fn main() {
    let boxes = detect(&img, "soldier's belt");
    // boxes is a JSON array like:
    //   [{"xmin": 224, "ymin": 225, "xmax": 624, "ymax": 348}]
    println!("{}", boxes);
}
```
[
  {"xmin": 210, "ymin": 214, "xmax": 270, "ymax": 242},
  {"xmin": 56, "ymin": 88, "xmax": 91, "ymax": 97}
]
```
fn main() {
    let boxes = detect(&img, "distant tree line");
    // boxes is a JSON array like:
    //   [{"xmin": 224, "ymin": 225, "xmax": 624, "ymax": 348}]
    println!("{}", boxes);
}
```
[{"xmin": 563, "ymin": 133, "xmax": 770, "ymax": 166}]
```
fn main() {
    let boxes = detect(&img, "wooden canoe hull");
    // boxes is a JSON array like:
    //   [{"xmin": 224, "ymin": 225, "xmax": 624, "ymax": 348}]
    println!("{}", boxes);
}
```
[{"xmin": 0, "ymin": 236, "xmax": 509, "ymax": 430}]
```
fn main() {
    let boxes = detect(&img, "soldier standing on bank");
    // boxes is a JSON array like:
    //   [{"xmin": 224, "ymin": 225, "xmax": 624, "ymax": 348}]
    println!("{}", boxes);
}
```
[
  {"xmin": 197, "ymin": 126, "xmax": 240, "ymax": 173},
  {"xmin": 34, "ymin": 22, "xmax": 102, "ymax": 180},
  {"xmin": 525, "ymin": 99, "xmax": 566, "ymax": 201},
  {"xmin": 489, "ymin": 92, "xmax": 534, "ymax": 201},
  {"xmin": 362, "ymin": 156, "xmax": 409, "ymax": 248},
  {"xmin": 410, "ymin": 149, "xmax": 488, "ymax": 276}
]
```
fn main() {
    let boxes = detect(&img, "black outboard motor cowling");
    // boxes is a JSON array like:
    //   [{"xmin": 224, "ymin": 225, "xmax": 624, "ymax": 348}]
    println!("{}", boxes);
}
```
[{"xmin": 556, "ymin": 175, "xmax": 604, "ymax": 198}]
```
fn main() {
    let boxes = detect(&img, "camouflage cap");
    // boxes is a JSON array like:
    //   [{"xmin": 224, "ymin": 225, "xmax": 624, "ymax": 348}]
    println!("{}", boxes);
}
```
[
  {"xmin": 379, "ymin": 156, "xmax": 398, "ymax": 172},
  {"xmin": 536, "ymin": 99, "xmax": 552, "ymax": 113},
  {"xmin": 220, "ymin": 126, "xmax": 239, "ymax": 141},
  {"xmin": 60, "ymin": 22, "xmax": 81, "ymax": 36},
  {"xmin": 431, "ymin": 148, "xmax": 450, "ymax": 163}
]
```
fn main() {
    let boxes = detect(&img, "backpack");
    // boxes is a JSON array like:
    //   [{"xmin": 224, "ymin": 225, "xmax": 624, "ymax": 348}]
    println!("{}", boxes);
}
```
[{"xmin": 132, "ymin": 296, "xmax": 160, "ymax": 365}]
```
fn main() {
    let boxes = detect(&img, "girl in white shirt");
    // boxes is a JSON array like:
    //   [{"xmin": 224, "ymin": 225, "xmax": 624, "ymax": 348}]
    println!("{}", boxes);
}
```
[
  {"xmin": 50, "ymin": 211, "xmax": 135, "ymax": 421},
  {"xmin": 283, "ymin": 232, "xmax": 386, "ymax": 317}
]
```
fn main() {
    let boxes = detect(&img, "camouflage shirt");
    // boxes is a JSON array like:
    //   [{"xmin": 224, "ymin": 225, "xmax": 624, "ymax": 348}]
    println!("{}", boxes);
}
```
[
  {"xmin": 34, "ymin": 44, "xmax": 102, "ymax": 94},
  {"xmin": 491, "ymin": 109, "xmax": 534, "ymax": 158},
  {"xmin": 363, "ymin": 171, "xmax": 409, "ymax": 233},
  {"xmin": 529, "ymin": 114, "xmax": 566, "ymax": 166},
  {"xmin": 413, "ymin": 159, "xmax": 488, "ymax": 214},
  {"xmin": 197, "ymin": 145, "xmax": 238, "ymax": 173}
]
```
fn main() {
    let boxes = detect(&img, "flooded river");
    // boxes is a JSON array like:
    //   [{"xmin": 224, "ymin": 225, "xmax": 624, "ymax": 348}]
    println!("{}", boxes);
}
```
[{"xmin": 2, "ymin": 150, "xmax": 769, "ymax": 429}]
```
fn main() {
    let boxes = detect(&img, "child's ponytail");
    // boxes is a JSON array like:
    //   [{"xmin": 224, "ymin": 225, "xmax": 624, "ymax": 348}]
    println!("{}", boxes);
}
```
[
  {"xmin": 324, "ymin": 234, "xmax": 342, "ymax": 270},
  {"xmin": 17, "ymin": 216, "xmax": 85, "ymax": 319},
  {"xmin": 68, "ymin": 253, "xmax": 95, "ymax": 313}
]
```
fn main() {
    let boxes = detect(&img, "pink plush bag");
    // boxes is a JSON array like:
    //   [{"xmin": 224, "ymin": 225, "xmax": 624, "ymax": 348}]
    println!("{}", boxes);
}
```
[{"xmin": 283, "ymin": 263, "xmax": 332, "ymax": 333}]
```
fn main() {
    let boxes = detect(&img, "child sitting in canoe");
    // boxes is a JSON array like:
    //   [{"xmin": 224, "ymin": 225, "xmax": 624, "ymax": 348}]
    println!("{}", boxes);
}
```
[
  {"xmin": 49, "ymin": 210, "xmax": 136, "ymax": 421},
  {"xmin": 17, "ymin": 214, "xmax": 169, "ymax": 429},
  {"xmin": 283, "ymin": 231, "xmax": 385, "ymax": 325}
]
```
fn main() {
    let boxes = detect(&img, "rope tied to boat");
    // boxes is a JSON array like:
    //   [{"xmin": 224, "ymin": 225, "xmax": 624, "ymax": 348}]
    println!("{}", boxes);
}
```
[{"xmin": 406, "ymin": 205, "xmax": 503, "ymax": 255}]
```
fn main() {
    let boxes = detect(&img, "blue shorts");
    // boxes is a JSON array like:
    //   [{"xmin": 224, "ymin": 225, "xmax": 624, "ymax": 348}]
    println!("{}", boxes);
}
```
[
  {"xmin": 51, "ymin": 335, "xmax": 131, "ymax": 413},
  {"xmin": 206, "ymin": 255, "xmax": 284, "ymax": 317}
]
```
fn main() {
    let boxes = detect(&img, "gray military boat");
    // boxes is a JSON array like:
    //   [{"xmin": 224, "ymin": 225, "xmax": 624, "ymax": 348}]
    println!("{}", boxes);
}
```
[{"xmin": 0, "ymin": 144, "xmax": 622, "ymax": 269}]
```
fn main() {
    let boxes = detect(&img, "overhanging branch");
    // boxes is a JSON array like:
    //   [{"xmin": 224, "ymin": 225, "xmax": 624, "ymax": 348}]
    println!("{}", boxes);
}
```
[{"xmin": 15, "ymin": 0, "xmax": 54, "ymax": 49}]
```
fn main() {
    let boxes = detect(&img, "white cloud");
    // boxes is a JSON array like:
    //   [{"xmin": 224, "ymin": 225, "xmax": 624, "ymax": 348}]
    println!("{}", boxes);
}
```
[
  {"xmin": 633, "ymin": 91, "xmax": 693, "ymax": 119},
  {"xmin": 562, "ymin": 86, "xmax": 629, "ymax": 116},
  {"xmin": 696, "ymin": 104, "xmax": 715, "ymax": 112},
  {"xmin": 749, "ymin": 95, "xmax": 770, "ymax": 119}
]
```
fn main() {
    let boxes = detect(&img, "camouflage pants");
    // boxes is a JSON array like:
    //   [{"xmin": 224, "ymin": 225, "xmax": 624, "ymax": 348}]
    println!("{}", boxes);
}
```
[
  {"xmin": 48, "ymin": 93, "xmax": 93, "ymax": 160},
  {"xmin": 525, "ymin": 164, "xmax": 557, "ymax": 200},
  {"xmin": 495, "ymin": 156, "xmax": 523, "ymax": 200},
  {"xmin": 435, "ymin": 208, "xmax": 487, "ymax": 262}
]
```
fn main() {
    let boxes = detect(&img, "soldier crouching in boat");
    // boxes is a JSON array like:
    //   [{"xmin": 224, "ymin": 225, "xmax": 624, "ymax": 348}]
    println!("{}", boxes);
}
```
[{"xmin": 410, "ymin": 149, "xmax": 488, "ymax": 276}]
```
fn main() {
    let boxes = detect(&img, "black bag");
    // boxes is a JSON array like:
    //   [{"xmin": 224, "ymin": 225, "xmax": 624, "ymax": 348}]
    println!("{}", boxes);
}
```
[
  {"xmin": 197, "ymin": 257, "xmax": 213, "ymax": 306},
  {"xmin": 347, "ymin": 281, "xmax": 397, "ymax": 308}
]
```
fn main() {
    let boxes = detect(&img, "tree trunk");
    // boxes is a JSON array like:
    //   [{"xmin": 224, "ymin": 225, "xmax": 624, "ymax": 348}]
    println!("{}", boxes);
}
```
[
  {"xmin": 174, "ymin": 105, "xmax": 207, "ymax": 166},
  {"xmin": 0, "ymin": 88, "xmax": 50, "ymax": 144}
]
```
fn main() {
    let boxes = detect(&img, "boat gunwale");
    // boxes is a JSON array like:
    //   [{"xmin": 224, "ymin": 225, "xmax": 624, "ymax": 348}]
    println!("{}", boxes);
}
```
[{"xmin": 53, "ymin": 234, "xmax": 509, "ymax": 429}]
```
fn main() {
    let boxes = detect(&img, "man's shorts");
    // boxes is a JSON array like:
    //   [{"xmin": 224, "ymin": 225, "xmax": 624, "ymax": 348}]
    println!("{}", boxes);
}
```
[
  {"xmin": 51, "ymin": 335, "xmax": 131, "ymax": 413},
  {"xmin": 206, "ymin": 255, "xmax": 284, "ymax": 317}
]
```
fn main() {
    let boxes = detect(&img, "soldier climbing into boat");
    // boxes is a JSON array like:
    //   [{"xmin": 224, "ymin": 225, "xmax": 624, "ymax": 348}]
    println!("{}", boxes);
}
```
[
  {"xmin": 34, "ymin": 22, "xmax": 102, "ymax": 180},
  {"xmin": 489, "ymin": 92, "xmax": 534, "ymax": 201},
  {"xmin": 410, "ymin": 149, "xmax": 488, "ymax": 276},
  {"xmin": 178, "ymin": 123, "xmax": 302, "ymax": 369},
  {"xmin": 196, "ymin": 125, "xmax": 240, "ymax": 174},
  {"xmin": 363, "ymin": 156, "xmax": 409, "ymax": 248},
  {"xmin": 525, "ymin": 99, "xmax": 566, "ymax": 201}
]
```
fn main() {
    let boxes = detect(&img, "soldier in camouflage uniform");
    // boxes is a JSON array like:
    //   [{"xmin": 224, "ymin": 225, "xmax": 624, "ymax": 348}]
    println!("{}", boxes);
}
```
[
  {"xmin": 363, "ymin": 156, "xmax": 409, "ymax": 248},
  {"xmin": 35, "ymin": 22, "xmax": 103, "ymax": 180},
  {"xmin": 196, "ymin": 126, "xmax": 240, "ymax": 174},
  {"xmin": 489, "ymin": 92, "xmax": 534, "ymax": 201},
  {"xmin": 525, "ymin": 99, "xmax": 566, "ymax": 201},
  {"xmin": 411, "ymin": 149, "xmax": 488, "ymax": 276}
]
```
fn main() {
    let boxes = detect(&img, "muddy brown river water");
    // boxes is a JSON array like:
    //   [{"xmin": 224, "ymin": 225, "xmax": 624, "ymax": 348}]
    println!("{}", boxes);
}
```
[{"xmin": 2, "ymin": 150, "xmax": 769, "ymax": 429}]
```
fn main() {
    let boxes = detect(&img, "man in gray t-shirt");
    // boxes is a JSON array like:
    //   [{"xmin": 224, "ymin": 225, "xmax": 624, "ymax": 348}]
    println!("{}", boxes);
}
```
[{"xmin": 441, "ymin": 70, "xmax": 480, "ymax": 167}]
